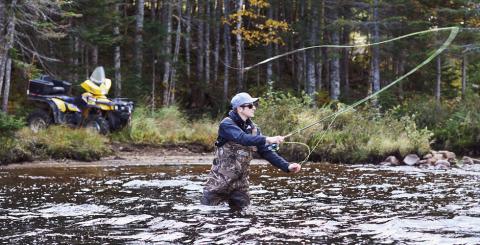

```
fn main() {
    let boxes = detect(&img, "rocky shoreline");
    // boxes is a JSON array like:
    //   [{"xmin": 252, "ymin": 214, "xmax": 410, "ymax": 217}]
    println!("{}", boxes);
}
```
[{"xmin": 379, "ymin": 150, "xmax": 480, "ymax": 169}]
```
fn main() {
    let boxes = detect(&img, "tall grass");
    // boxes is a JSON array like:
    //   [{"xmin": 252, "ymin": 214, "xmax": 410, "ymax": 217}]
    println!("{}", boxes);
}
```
[
  {"xmin": 112, "ymin": 106, "xmax": 217, "ymax": 149},
  {"xmin": 255, "ymin": 92, "xmax": 432, "ymax": 163},
  {"xmin": 0, "ymin": 136, "xmax": 33, "ymax": 164},
  {"xmin": 16, "ymin": 126, "xmax": 111, "ymax": 161}
]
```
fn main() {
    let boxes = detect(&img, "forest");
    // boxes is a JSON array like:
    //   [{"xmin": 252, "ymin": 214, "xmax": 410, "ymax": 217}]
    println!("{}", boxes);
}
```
[{"xmin": 0, "ymin": 0, "xmax": 480, "ymax": 164}]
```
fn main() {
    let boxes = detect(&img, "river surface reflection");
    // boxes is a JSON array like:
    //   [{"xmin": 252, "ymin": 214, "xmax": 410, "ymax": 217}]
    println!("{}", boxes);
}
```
[{"xmin": 1, "ymin": 162, "xmax": 480, "ymax": 244}]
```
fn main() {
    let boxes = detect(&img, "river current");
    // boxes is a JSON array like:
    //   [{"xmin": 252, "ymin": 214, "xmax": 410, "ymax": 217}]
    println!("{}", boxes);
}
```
[{"xmin": 1, "ymin": 162, "xmax": 480, "ymax": 244}]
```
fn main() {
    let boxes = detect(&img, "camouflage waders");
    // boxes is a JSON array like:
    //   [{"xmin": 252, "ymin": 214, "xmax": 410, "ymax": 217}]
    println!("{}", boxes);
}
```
[{"xmin": 201, "ymin": 128, "xmax": 257, "ymax": 208}]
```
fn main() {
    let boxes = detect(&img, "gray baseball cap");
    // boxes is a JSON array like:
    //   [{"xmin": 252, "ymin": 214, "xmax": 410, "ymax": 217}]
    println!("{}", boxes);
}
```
[{"xmin": 231, "ymin": 92, "xmax": 259, "ymax": 109}]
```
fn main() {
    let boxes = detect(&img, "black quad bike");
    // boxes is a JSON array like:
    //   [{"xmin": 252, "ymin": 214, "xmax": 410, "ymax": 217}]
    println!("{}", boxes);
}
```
[{"xmin": 26, "ymin": 67, "xmax": 134, "ymax": 134}]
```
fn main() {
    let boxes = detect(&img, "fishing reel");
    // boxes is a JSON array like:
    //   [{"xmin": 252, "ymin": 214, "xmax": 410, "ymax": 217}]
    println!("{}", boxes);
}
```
[{"xmin": 268, "ymin": 144, "xmax": 280, "ymax": 152}]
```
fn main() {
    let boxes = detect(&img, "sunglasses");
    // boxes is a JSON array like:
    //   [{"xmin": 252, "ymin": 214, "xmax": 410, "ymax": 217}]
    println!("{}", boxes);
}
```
[{"xmin": 240, "ymin": 102, "xmax": 258, "ymax": 109}]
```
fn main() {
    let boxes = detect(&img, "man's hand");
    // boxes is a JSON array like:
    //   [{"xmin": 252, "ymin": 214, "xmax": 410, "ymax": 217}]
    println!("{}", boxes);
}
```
[
  {"xmin": 288, "ymin": 163, "xmax": 301, "ymax": 173},
  {"xmin": 266, "ymin": 135, "xmax": 285, "ymax": 145}
]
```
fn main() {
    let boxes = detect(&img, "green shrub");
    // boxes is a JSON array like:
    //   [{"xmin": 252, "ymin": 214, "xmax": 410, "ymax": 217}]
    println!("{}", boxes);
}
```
[
  {"xmin": 17, "ymin": 126, "xmax": 111, "ymax": 161},
  {"xmin": 255, "ymin": 92, "xmax": 432, "ymax": 163},
  {"xmin": 112, "ymin": 106, "xmax": 217, "ymax": 148},
  {"xmin": 0, "ymin": 136, "xmax": 33, "ymax": 164},
  {"xmin": 390, "ymin": 91, "xmax": 480, "ymax": 154},
  {"xmin": 0, "ymin": 112, "xmax": 25, "ymax": 137}
]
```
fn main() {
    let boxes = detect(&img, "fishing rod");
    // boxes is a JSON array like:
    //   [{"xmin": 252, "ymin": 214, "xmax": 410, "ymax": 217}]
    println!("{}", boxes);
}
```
[{"xmin": 266, "ymin": 26, "xmax": 460, "ymax": 154}]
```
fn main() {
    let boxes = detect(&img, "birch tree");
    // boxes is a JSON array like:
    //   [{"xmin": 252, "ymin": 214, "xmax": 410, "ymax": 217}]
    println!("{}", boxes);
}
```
[
  {"xmin": 162, "ymin": 1, "xmax": 173, "ymax": 106},
  {"xmin": 205, "ymin": 0, "xmax": 211, "ymax": 86},
  {"xmin": 213, "ymin": 0, "xmax": 221, "ymax": 82},
  {"xmin": 0, "ymin": 0, "xmax": 16, "ymax": 98},
  {"xmin": 235, "ymin": 0, "xmax": 244, "ymax": 91},
  {"xmin": 223, "ymin": 0, "xmax": 232, "ymax": 105},
  {"xmin": 306, "ymin": 0, "xmax": 318, "ymax": 99},
  {"xmin": 184, "ymin": 0, "xmax": 191, "ymax": 79},
  {"xmin": 113, "ymin": 1, "xmax": 122, "ymax": 97},
  {"xmin": 328, "ymin": 4, "xmax": 340, "ymax": 100},
  {"xmin": 168, "ymin": 0, "xmax": 182, "ymax": 105},
  {"xmin": 134, "ymin": 0, "xmax": 144, "ymax": 81},
  {"xmin": 370, "ymin": 0, "xmax": 381, "ymax": 107}
]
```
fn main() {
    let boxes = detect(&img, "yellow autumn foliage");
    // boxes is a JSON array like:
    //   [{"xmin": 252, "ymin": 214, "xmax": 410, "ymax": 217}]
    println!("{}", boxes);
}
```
[{"xmin": 226, "ymin": 0, "xmax": 290, "ymax": 46}]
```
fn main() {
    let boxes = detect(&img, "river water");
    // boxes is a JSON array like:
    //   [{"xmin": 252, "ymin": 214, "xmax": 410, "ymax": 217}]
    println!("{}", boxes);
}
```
[{"xmin": 1, "ymin": 162, "xmax": 480, "ymax": 244}]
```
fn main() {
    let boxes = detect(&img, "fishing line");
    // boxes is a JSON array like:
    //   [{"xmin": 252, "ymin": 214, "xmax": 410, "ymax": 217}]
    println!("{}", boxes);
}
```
[
  {"xmin": 267, "ymin": 26, "xmax": 460, "ymax": 164},
  {"xmin": 243, "ymin": 27, "xmax": 459, "ymax": 72}
]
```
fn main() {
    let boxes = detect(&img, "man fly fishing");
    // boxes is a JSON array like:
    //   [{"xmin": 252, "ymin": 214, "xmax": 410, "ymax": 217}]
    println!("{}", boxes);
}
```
[{"xmin": 201, "ymin": 92, "xmax": 301, "ymax": 209}]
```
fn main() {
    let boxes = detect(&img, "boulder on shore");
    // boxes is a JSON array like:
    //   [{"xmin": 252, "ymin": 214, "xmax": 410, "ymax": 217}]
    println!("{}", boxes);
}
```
[
  {"xmin": 403, "ymin": 154, "xmax": 420, "ymax": 166},
  {"xmin": 377, "ymin": 150, "xmax": 475, "ymax": 169}
]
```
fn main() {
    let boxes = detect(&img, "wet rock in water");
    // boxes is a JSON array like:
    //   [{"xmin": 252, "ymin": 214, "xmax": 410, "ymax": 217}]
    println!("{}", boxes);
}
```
[
  {"xmin": 385, "ymin": 156, "xmax": 400, "ymax": 165},
  {"xmin": 461, "ymin": 156, "xmax": 474, "ymax": 165},
  {"xmin": 433, "ymin": 153, "xmax": 446, "ymax": 161},
  {"xmin": 423, "ymin": 153, "xmax": 433, "ymax": 159},
  {"xmin": 439, "ymin": 150, "xmax": 456, "ymax": 160},
  {"xmin": 434, "ymin": 159, "xmax": 450, "ymax": 170},
  {"xmin": 403, "ymin": 154, "xmax": 420, "ymax": 166},
  {"xmin": 379, "ymin": 161, "xmax": 392, "ymax": 166},
  {"xmin": 427, "ymin": 157, "xmax": 438, "ymax": 165},
  {"xmin": 418, "ymin": 159, "xmax": 428, "ymax": 164}
]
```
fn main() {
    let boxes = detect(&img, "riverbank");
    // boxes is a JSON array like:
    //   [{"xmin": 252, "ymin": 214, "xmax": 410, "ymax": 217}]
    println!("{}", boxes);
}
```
[
  {"xmin": 2, "ymin": 93, "xmax": 479, "ymax": 166},
  {"xmin": 0, "ymin": 144, "xmax": 271, "ymax": 169}
]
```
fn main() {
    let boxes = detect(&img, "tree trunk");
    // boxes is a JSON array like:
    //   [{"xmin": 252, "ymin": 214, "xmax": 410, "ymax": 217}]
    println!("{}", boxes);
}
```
[
  {"xmin": 306, "ymin": 0, "xmax": 318, "ymax": 99},
  {"xmin": 196, "ymin": 0, "xmax": 205, "ymax": 86},
  {"xmin": 0, "ymin": 0, "xmax": 16, "ymax": 101},
  {"xmin": 113, "ymin": 2, "xmax": 122, "ymax": 97},
  {"xmin": 213, "ymin": 0, "xmax": 221, "ymax": 82},
  {"xmin": 266, "ymin": 44, "xmax": 273, "ymax": 91},
  {"xmin": 396, "ymin": 52, "xmax": 405, "ymax": 100},
  {"xmin": 0, "ymin": 60, "xmax": 5, "ymax": 98},
  {"xmin": 329, "ymin": 4, "xmax": 340, "ymax": 100},
  {"xmin": 435, "ymin": 56, "xmax": 441, "ymax": 109},
  {"xmin": 370, "ymin": 0, "xmax": 380, "ymax": 107},
  {"xmin": 1, "ymin": 58, "xmax": 11, "ymax": 112},
  {"xmin": 0, "ymin": 0, "xmax": 6, "ymax": 92},
  {"xmin": 461, "ymin": 54, "xmax": 467, "ymax": 99},
  {"xmin": 0, "ymin": 0, "xmax": 5, "ymax": 49},
  {"xmin": 168, "ymin": 0, "xmax": 182, "ymax": 105},
  {"xmin": 316, "ymin": 60, "xmax": 323, "ymax": 92},
  {"xmin": 184, "ymin": 0, "xmax": 191, "ymax": 78},
  {"xmin": 316, "ymin": 0, "xmax": 325, "ymax": 92},
  {"xmin": 204, "ymin": 0, "xmax": 211, "ymax": 86},
  {"xmin": 134, "ymin": 0, "xmax": 144, "ymax": 81},
  {"xmin": 152, "ymin": 56, "xmax": 156, "ymax": 111},
  {"xmin": 223, "ymin": 0, "xmax": 231, "ymax": 106},
  {"xmin": 91, "ymin": 45, "xmax": 98, "ymax": 68},
  {"xmin": 330, "ymin": 31, "xmax": 340, "ymax": 100},
  {"xmin": 341, "ymin": 14, "xmax": 351, "ymax": 99},
  {"xmin": 162, "ymin": 1, "xmax": 173, "ymax": 106},
  {"xmin": 275, "ymin": 42, "xmax": 280, "ymax": 84},
  {"xmin": 266, "ymin": 2, "xmax": 273, "ymax": 92},
  {"xmin": 235, "ymin": 0, "xmax": 244, "ymax": 91},
  {"xmin": 82, "ymin": 43, "xmax": 90, "ymax": 79},
  {"xmin": 73, "ymin": 36, "xmax": 80, "ymax": 83},
  {"xmin": 151, "ymin": 0, "xmax": 157, "ymax": 19}
]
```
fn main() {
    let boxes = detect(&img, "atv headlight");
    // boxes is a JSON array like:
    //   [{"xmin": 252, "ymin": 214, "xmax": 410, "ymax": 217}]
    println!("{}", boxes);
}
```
[{"xmin": 114, "ymin": 105, "xmax": 119, "ymax": 110}]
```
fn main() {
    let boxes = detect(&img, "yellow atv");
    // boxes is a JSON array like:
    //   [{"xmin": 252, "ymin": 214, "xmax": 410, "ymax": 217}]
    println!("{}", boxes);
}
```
[
  {"xmin": 77, "ymin": 66, "xmax": 134, "ymax": 133},
  {"xmin": 27, "ymin": 67, "xmax": 133, "ymax": 134}
]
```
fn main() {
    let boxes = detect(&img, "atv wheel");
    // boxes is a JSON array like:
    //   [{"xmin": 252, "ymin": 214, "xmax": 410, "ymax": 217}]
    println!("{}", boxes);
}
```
[
  {"xmin": 27, "ymin": 109, "xmax": 51, "ymax": 133},
  {"xmin": 85, "ymin": 116, "xmax": 110, "ymax": 135}
]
